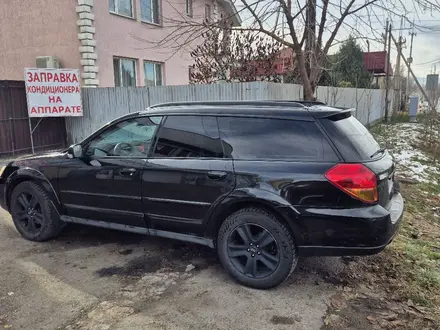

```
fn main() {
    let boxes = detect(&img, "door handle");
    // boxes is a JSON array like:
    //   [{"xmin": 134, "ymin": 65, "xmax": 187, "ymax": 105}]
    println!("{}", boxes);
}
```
[
  {"xmin": 118, "ymin": 168, "xmax": 137, "ymax": 176},
  {"xmin": 207, "ymin": 171, "xmax": 227, "ymax": 180}
]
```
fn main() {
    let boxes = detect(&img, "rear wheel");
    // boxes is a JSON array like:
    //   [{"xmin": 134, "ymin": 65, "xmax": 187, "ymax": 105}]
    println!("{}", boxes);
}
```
[
  {"xmin": 10, "ymin": 181, "xmax": 63, "ymax": 241},
  {"xmin": 217, "ymin": 207, "xmax": 298, "ymax": 289}
]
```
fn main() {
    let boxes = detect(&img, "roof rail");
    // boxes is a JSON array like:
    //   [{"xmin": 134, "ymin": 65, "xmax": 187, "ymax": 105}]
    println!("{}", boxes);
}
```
[
  {"xmin": 149, "ymin": 100, "xmax": 312, "ymax": 109},
  {"xmin": 267, "ymin": 100, "xmax": 326, "ymax": 106}
]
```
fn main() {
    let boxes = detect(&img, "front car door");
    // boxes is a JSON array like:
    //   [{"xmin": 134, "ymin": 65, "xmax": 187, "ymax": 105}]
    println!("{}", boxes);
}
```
[
  {"xmin": 58, "ymin": 115, "xmax": 162, "ymax": 228},
  {"xmin": 142, "ymin": 115, "xmax": 235, "ymax": 235}
]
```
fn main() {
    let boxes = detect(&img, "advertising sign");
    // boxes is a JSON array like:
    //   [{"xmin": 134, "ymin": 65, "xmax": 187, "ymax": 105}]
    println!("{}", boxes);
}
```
[{"xmin": 24, "ymin": 68, "xmax": 82, "ymax": 117}]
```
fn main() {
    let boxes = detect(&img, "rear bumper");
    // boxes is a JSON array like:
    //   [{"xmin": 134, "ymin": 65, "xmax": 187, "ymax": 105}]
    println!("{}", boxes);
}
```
[{"xmin": 297, "ymin": 192, "xmax": 404, "ymax": 257}]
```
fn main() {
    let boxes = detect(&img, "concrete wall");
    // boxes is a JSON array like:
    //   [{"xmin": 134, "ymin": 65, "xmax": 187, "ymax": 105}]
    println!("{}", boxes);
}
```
[
  {"xmin": 0, "ymin": 0, "xmax": 80, "ymax": 80},
  {"xmin": 66, "ymin": 82, "xmax": 387, "ymax": 144}
]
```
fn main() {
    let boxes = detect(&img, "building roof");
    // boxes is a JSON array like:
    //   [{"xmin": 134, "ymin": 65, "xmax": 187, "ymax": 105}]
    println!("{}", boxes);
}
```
[{"xmin": 363, "ymin": 51, "xmax": 393, "ymax": 76}]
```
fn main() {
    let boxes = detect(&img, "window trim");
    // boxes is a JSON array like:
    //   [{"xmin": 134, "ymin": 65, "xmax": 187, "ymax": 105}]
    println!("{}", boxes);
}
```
[
  {"xmin": 205, "ymin": 4, "xmax": 212, "ymax": 21},
  {"xmin": 143, "ymin": 60, "xmax": 164, "ymax": 87},
  {"xmin": 109, "ymin": 0, "xmax": 134, "ymax": 19},
  {"xmin": 140, "ymin": 0, "xmax": 162, "ymax": 25},
  {"xmin": 114, "ymin": 56, "xmax": 137, "ymax": 87},
  {"xmin": 83, "ymin": 115, "xmax": 165, "ymax": 159},
  {"xmin": 186, "ymin": 0, "xmax": 193, "ymax": 17}
]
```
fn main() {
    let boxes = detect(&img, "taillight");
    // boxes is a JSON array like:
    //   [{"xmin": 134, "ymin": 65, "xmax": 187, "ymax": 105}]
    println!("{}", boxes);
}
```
[{"xmin": 325, "ymin": 164, "xmax": 378, "ymax": 203}]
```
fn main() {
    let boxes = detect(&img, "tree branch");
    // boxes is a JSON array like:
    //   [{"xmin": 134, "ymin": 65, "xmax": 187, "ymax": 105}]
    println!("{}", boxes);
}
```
[{"xmin": 316, "ymin": 0, "xmax": 329, "ymax": 51}]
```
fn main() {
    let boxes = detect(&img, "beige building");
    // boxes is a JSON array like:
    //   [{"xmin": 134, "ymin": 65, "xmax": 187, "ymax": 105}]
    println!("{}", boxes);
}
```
[{"xmin": 0, "ymin": 0, "xmax": 240, "ymax": 88}]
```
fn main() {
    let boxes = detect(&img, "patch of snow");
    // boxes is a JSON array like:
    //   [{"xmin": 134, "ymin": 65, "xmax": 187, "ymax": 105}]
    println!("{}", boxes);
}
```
[{"xmin": 374, "ymin": 123, "xmax": 440, "ymax": 184}]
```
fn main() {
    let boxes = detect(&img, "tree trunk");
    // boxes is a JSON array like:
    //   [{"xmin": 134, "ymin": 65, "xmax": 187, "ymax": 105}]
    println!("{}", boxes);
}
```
[
  {"xmin": 295, "ymin": 48, "xmax": 314, "ymax": 100},
  {"xmin": 304, "ymin": 0, "xmax": 316, "ymax": 100}
]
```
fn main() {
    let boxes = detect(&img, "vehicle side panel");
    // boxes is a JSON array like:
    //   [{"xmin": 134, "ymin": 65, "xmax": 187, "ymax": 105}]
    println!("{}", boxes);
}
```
[
  {"xmin": 221, "ymin": 160, "xmax": 389, "ymax": 250},
  {"xmin": 143, "ymin": 158, "xmax": 235, "ymax": 235},
  {"xmin": 3, "ymin": 153, "xmax": 66, "ymax": 212},
  {"xmin": 58, "ymin": 157, "xmax": 146, "ymax": 227}
]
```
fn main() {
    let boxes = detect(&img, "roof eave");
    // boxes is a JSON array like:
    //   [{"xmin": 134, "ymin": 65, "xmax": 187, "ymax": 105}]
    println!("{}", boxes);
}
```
[{"xmin": 219, "ymin": 0, "xmax": 242, "ymax": 26}]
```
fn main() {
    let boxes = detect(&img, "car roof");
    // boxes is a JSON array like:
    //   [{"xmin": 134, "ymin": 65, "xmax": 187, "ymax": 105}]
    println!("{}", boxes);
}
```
[{"xmin": 116, "ymin": 101, "xmax": 352, "ymax": 123}]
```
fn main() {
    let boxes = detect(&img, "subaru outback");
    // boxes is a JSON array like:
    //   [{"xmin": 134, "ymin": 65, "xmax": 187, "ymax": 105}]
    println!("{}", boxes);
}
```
[{"xmin": 0, "ymin": 101, "xmax": 404, "ymax": 289}]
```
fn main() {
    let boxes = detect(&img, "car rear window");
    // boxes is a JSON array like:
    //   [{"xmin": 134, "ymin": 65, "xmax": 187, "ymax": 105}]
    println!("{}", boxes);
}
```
[
  {"xmin": 330, "ymin": 115, "xmax": 381, "ymax": 160},
  {"xmin": 217, "ymin": 117, "xmax": 338, "ymax": 161}
]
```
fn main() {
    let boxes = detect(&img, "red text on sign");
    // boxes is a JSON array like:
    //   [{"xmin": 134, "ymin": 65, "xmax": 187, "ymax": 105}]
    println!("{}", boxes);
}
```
[
  {"xmin": 48, "ymin": 96, "xmax": 62, "ymax": 103},
  {"xmin": 26, "ymin": 72, "xmax": 79, "ymax": 83},
  {"xmin": 30, "ymin": 106, "xmax": 82, "ymax": 115}
]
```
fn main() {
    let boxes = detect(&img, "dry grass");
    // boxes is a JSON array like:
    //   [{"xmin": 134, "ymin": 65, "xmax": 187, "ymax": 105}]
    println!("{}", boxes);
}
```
[{"xmin": 323, "ymin": 122, "xmax": 440, "ymax": 330}]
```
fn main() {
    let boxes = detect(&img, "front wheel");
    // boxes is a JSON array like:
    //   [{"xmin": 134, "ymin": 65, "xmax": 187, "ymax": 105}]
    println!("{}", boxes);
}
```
[
  {"xmin": 10, "ymin": 181, "xmax": 63, "ymax": 241},
  {"xmin": 217, "ymin": 208, "xmax": 298, "ymax": 289}
]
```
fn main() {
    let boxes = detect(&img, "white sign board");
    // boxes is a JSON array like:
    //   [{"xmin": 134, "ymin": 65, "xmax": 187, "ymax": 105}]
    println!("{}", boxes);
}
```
[{"xmin": 25, "ymin": 68, "xmax": 83, "ymax": 117}]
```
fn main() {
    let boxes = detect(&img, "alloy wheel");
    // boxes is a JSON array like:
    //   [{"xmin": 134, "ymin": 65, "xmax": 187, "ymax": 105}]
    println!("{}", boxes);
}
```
[
  {"xmin": 14, "ymin": 192, "xmax": 44, "ymax": 234},
  {"xmin": 227, "ymin": 223, "xmax": 280, "ymax": 279}
]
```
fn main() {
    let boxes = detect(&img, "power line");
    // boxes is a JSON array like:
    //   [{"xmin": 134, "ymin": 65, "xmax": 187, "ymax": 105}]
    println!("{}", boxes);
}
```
[{"xmin": 414, "ymin": 58, "xmax": 440, "ymax": 66}]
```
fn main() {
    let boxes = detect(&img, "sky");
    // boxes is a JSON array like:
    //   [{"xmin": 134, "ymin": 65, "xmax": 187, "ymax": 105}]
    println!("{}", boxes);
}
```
[{"xmin": 234, "ymin": 0, "xmax": 440, "ymax": 82}]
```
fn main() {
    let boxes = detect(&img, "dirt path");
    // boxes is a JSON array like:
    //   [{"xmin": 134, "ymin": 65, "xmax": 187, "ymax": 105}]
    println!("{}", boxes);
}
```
[{"xmin": 0, "ymin": 208, "xmax": 343, "ymax": 330}]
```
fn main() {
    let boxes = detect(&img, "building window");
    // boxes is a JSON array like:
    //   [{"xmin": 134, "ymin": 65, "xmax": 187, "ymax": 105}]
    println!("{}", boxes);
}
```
[
  {"xmin": 144, "ymin": 61, "xmax": 163, "ymax": 86},
  {"xmin": 114, "ymin": 57, "xmax": 137, "ymax": 87},
  {"xmin": 141, "ymin": 0, "xmax": 160, "ymax": 24},
  {"xmin": 109, "ymin": 0, "xmax": 133, "ymax": 18},
  {"xmin": 205, "ymin": 4, "xmax": 211, "ymax": 21},
  {"xmin": 186, "ymin": 0, "xmax": 193, "ymax": 17}
]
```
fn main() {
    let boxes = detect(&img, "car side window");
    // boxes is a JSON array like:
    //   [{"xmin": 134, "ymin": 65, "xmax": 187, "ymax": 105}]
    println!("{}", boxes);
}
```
[
  {"xmin": 152, "ymin": 115, "xmax": 223, "ymax": 158},
  {"xmin": 85, "ymin": 116, "xmax": 162, "ymax": 157},
  {"xmin": 218, "ymin": 117, "xmax": 338, "ymax": 161}
]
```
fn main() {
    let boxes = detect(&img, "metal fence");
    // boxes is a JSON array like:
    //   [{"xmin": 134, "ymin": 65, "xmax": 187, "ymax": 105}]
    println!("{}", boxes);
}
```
[
  {"xmin": 65, "ymin": 82, "xmax": 388, "ymax": 144},
  {"xmin": 0, "ymin": 80, "xmax": 67, "ymax": 158}
]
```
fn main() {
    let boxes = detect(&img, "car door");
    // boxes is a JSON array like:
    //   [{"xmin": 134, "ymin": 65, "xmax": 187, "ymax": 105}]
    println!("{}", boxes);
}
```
[
  {"xmin": 58, "ymin": 115, "xmax": 163, "ymax": 228},
  {"xmin": 142, "ymin": 115, "xmax": 235, "ymax": 235}
]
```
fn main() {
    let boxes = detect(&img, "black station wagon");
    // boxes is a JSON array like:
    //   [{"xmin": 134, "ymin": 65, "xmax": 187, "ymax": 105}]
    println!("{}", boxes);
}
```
[{"xmin": 0, "ymin": 101, "xmax": 404, "ymax": 289}]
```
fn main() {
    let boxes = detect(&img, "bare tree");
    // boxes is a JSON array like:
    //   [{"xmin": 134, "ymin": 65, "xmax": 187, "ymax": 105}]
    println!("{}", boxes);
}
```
[
  {"xmin": 189, "ymin": 29, "xmax": 283, "ymax": 83},
  {"xmin": 147, "ymin": 0, "xmax": 440, "ymax": 100}
]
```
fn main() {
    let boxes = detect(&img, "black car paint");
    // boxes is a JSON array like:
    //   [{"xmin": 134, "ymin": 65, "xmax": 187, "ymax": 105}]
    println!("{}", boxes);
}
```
[
  {"xmin": 0, "ymin": 102, "xmax": 403, "ymax": 256},
  {"xmin": 142, "ymin": 158, "xmax": 235, "ymax": 235},
  {"xmin": 58, "ymin": 157, "xmax": 147, "ymax": 227}
]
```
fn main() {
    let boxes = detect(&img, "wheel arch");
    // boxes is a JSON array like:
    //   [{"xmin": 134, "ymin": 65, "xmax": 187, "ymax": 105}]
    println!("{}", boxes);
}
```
[
  {"xmin": 204, "ymin": 190, "xmax": 304, "ymax": 245},
  {"xmin": 6, "ymin": 168, "xmax": 62, "ymax": 214}
]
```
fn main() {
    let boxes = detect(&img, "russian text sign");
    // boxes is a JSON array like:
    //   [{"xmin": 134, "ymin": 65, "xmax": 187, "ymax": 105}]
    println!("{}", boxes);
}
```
[{"xmin": 25, "ymin": 68, "xmax": 83, "ymax": 117}]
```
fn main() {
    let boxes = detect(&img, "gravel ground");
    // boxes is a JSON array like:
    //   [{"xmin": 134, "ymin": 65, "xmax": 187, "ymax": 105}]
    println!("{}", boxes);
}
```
[{"xmin": 0, "ymin": 207, "xmax": 344, "ymax": 330}]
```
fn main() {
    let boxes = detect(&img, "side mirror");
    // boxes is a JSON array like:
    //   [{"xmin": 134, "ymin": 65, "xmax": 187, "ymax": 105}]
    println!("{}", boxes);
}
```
[{"xmin": 68, "ymin": 144, "xmax": 83, "ymax": 158}]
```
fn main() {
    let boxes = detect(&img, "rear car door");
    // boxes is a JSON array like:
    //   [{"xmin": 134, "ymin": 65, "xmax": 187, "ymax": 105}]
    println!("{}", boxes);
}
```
[
  {"xmin": 142, "ymin": 115, "xmax": 235, "ymax": 235},
  {"xmin": 58, "ymin": 116, "xmax": 162, "ymax": 228}
]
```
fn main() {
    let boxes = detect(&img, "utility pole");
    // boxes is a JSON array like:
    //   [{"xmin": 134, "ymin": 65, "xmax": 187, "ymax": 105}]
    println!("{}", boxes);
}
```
[
  {"xmin": 393, "ymin": 35, "xmax": 406, "ymax": 113},
  {"xmin": 384, "ymin": 21, "xmax": 392, "ymax": 121},
  {"xmin": 406, "ymin": 23, "xmax": 416, "ymax": 97},
  {"xmin": 383, "ymin": 19, "xmax": 389, "ymax": 51},
  {"xmin": 392, "ymin": 15, "xmax": 406, "ymax": 113},
  {"xmin": 391, "ymin": 33, "xmax": 437, "ymax": 112}
]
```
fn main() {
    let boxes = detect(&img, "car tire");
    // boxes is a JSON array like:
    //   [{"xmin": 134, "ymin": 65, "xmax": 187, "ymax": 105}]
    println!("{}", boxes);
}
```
[
  {"xmin": 10, "ymin": 181, "xmax": 63, "ymax": 241},
  {"xmin": 217, "ymin": 207, "xmax": 298, "ymax": 289}
]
